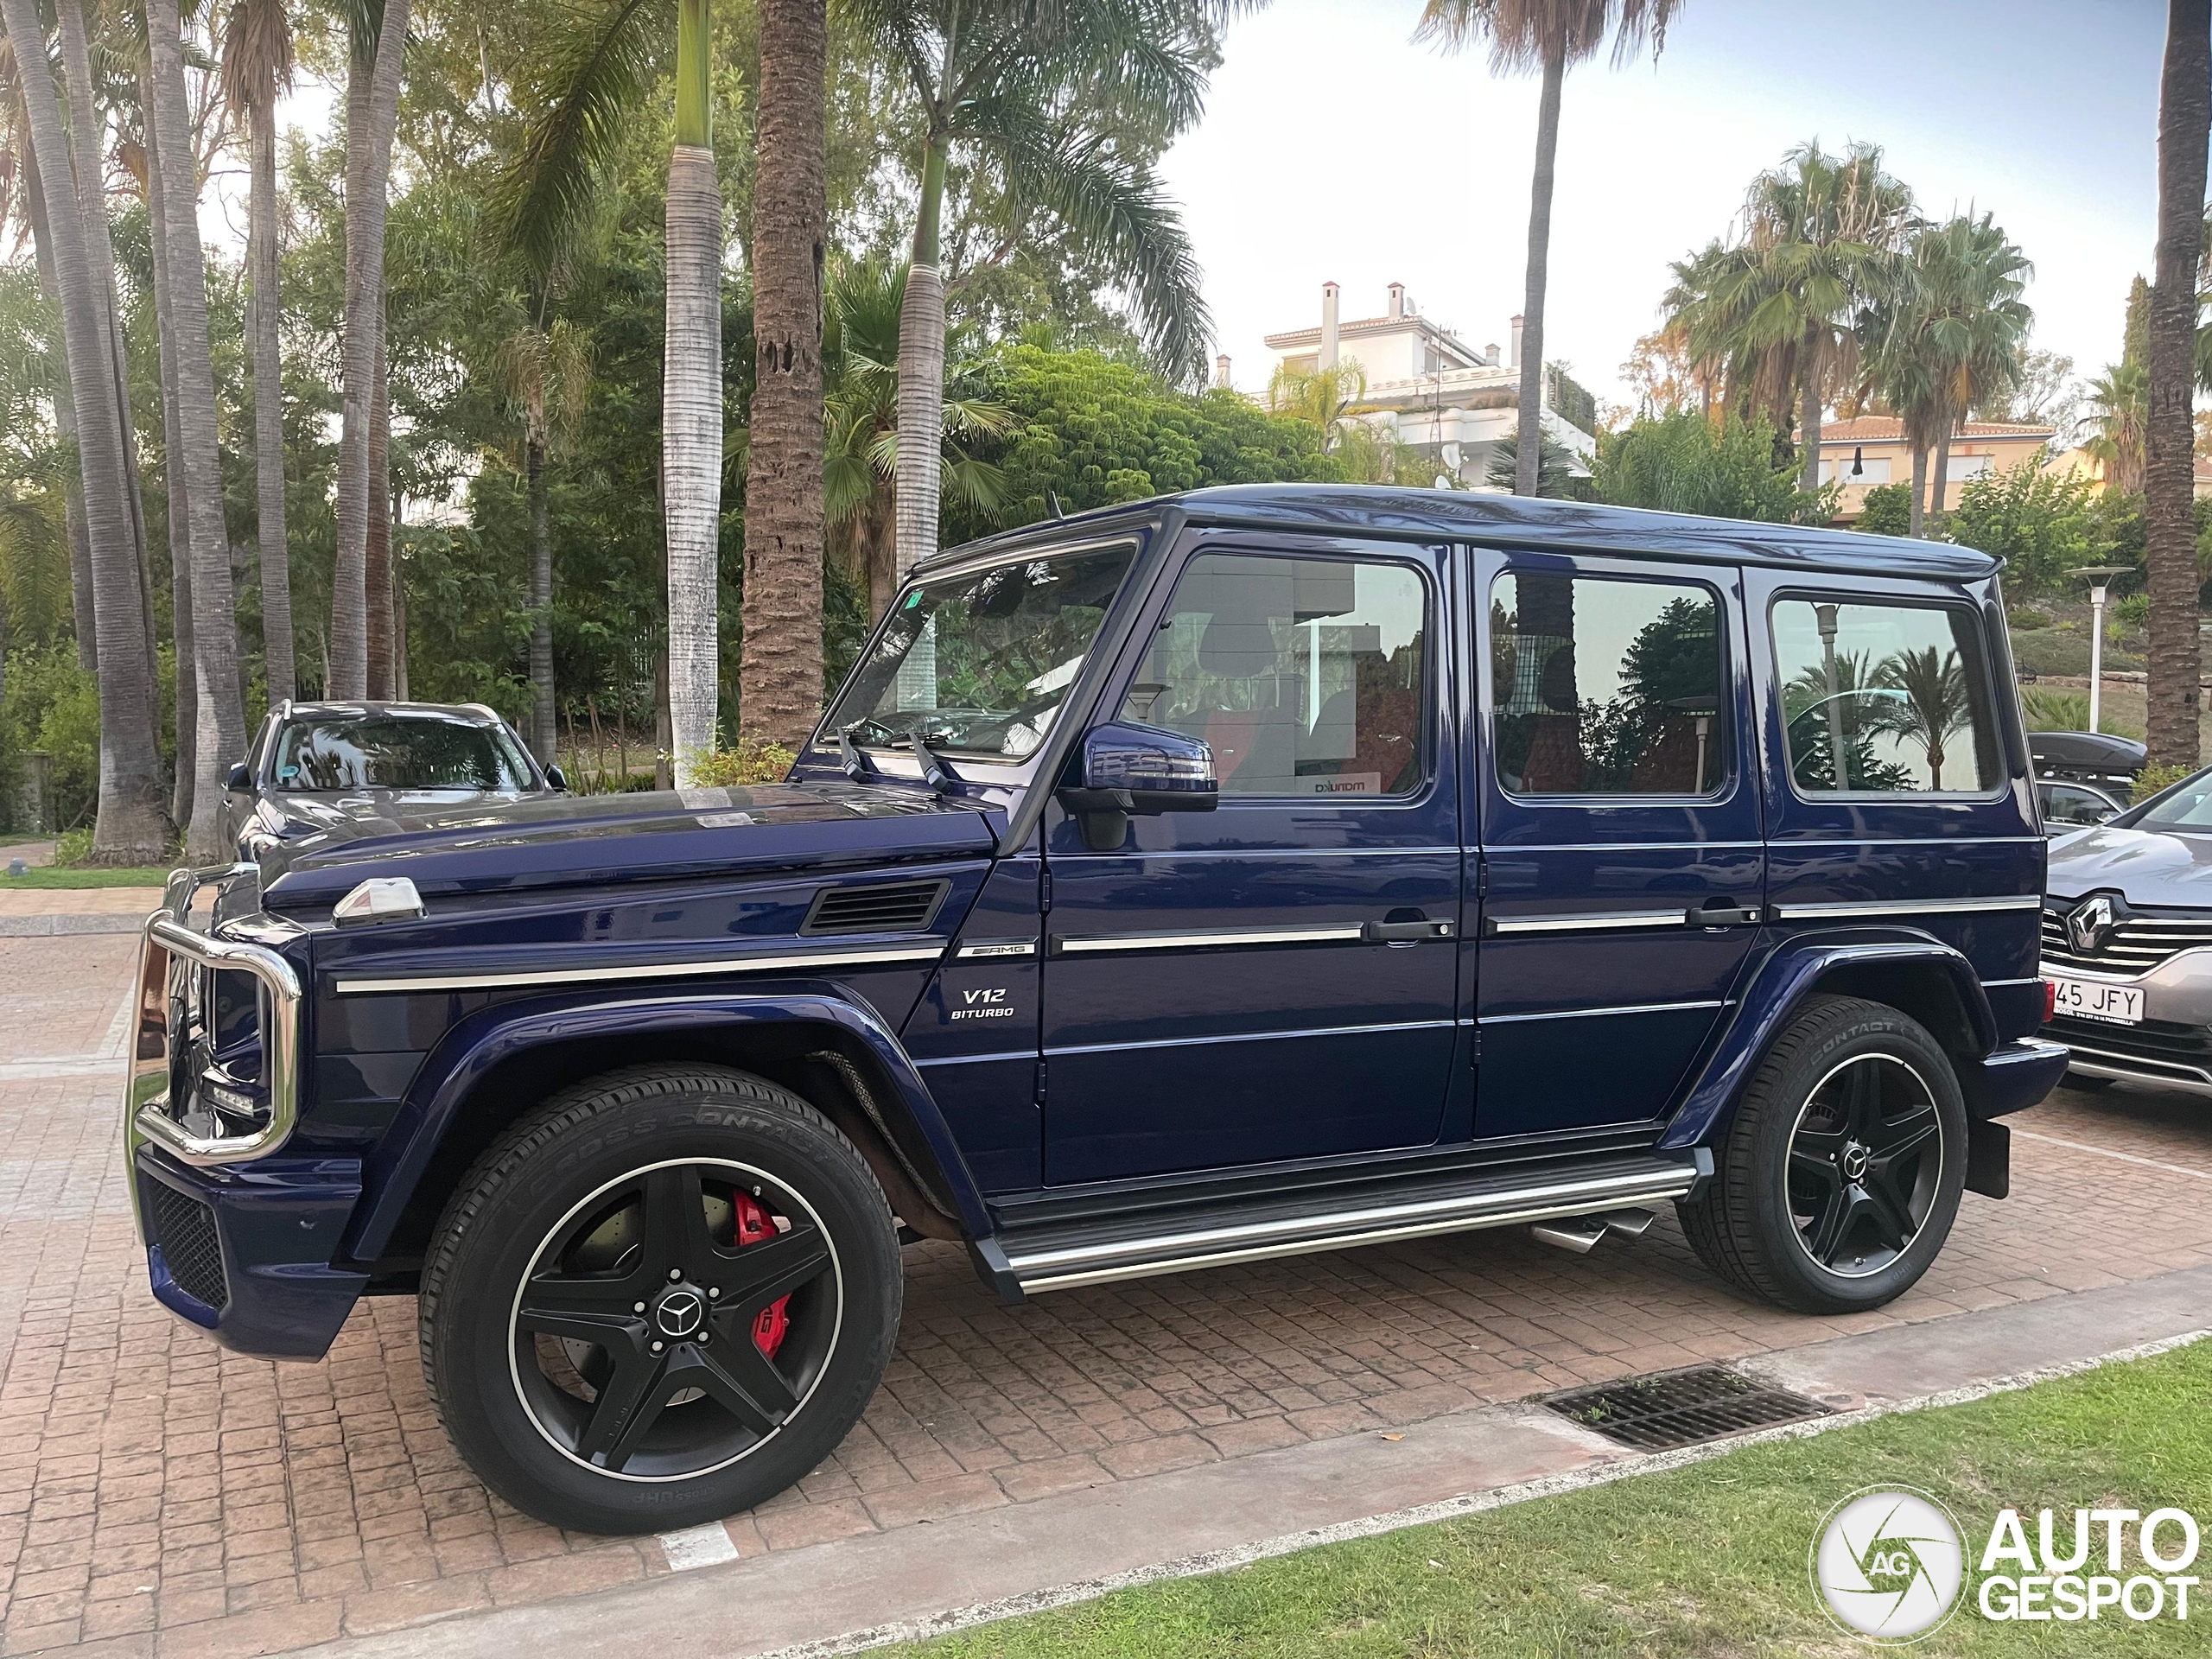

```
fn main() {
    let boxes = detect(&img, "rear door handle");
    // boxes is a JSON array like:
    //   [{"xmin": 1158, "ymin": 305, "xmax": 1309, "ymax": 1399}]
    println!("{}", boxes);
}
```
[
  {"xmin": 1687, "ymin": 902, "xmax": 1763, "ymax": 927},
  {"xmin": 1363, "ymin": 919, "xmax": 1455, "ymax": 943}
]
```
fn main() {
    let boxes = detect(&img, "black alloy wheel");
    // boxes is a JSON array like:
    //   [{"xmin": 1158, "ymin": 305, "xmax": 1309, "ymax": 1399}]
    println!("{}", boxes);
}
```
[
  {"xmin": 512, "ymin": 1159, "xmax": 840, "ymax": 1479},
  {"xmin": 1678, "ymin": 995, "xmax": 1967, "ymax": 1315},
  {"xmin": 1783, "ymin": 1055, "xmax": 1941, "ymax": 1278},
  {"xmin": 423, "ymin": 1065, "xmax": 902, "ymax": 1534}
]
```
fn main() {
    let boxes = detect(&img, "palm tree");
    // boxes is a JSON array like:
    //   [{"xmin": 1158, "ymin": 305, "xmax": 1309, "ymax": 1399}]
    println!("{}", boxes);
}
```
[
  {"xmin": 499, "ymin": 316, "xmax": 592, "ymax": 763},
  {"xmin": 1870, "ymin": 644, "xmax": 1968, "ymax": 791},
  {"xmin": 221, "ymin": 0, "xmax": 296, "ymax": 705},
  {"xmin": 851, "ymin": 0, "xmax": 1221, "ymax": 580},
  {"xmin": 146, "ymin": 0, "xmax": 249, "ymax": 859},
  {"xmin": 1417, "ymin": 0, "xmax": 1683, "ymax": 497},
  {"xmin": 2083, "ymin": 362, "xmax": 2150, "ymax": 495},
  {"xmin": 2146, "ymin": 0, "xmax": 2209, "ymax": 769},
  {"xmin": 818, "ymin": 259, "xmax": 1010, "ymax": 623},
  {"xmin": 738, "ymin": 0, "xmax": 829, "ymax": 753},
  {"xmin": 329, "ymin": 0, "xmax": 409, "ymax": 700},
  {"xmin": 0, "ymin": 0, "xmax": 167, "ymax": 859}
]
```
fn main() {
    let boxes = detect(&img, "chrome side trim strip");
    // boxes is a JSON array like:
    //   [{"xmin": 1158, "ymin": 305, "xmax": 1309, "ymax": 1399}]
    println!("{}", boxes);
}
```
[
  {"xmin": 1773, "ymin": 894, "xmax": 2042, "ymax": 921},
  {"xmin": 334, "ymin": 943, "xmax": 946, "ymax": 995},
  {"xmin": 1484, "ymin": 999, "xmax": 1727, "ymax": 1025},
  {"xmin": 1049, "ymin": 1017, "xmax": 1456, "ymax": 1058},
  {"xmin": 1486, "ymin": 910, "xmax": 1684, "ymax": 935},
  {"xmin": 1010, "ymin": 1164, "xmax": 1699, "ymax": 1293},
  {"xmin": 1052, "ymin": 923, "xmax": 1366, "ymax": 955},
  {"xmin": 912, "ymin": 1050, "xmax": 1034, "ymax": 1068}
]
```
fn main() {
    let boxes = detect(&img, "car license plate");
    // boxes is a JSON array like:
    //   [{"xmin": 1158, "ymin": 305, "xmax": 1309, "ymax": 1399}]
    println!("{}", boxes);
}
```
[{"xmin": 2049, "ymin": 976, "xmax": 2144, "ymax": 1026}]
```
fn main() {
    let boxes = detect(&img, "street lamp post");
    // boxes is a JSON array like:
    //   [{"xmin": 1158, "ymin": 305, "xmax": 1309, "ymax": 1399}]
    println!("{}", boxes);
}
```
[{"xmin": 2069, "ymin": 567, "xmax": 2133, "ymax": 735}]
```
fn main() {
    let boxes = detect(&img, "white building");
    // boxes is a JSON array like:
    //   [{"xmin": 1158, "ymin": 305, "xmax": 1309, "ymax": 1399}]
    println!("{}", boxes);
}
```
[{"xmin": 1258, "ymin": 283, "xmax": 1599, "ymax": 488}]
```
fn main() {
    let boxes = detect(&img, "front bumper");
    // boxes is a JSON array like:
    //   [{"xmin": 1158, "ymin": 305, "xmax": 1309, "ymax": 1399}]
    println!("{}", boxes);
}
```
[
  {"xmin": 127, "ymin": 866, "xmax": 367, "ymax": 1359},
  {"xmin": 2039, "ymin": 949, "xmax": 2212, "ymax": 1095}
]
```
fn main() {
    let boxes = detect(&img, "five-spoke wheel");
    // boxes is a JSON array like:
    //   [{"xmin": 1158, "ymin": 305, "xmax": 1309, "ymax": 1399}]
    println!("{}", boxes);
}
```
[
  {"xmin": 1679, "ymin": 995, "xmax": 1967, "ymax": 1314},
  {"xmin": 423, "ymin": 1065, "xmax": 900, "ymax": 1533}
]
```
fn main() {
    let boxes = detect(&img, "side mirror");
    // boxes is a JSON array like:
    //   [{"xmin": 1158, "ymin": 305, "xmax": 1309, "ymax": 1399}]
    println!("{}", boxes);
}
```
[
  {"xmin": 544, "ymin": 764, "xmax": 569, "ymax": 791},
  {"xmin": 226, "ymin": 761, "xmax": 252, "ymax": 793},
  {"xmin": 1059, "ymin": 721, "xmax": 1217, "ymax": 851}
]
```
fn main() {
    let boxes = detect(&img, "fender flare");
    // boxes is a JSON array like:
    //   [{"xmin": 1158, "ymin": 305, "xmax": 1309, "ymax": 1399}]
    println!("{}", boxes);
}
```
[
  {"xmin": 1658, "ymin": 931, "xmax": 1999, "ymax": 1153},
  {"xmin": 340, "ymin": 986, "xmax": 994, "ymax": 1262}
]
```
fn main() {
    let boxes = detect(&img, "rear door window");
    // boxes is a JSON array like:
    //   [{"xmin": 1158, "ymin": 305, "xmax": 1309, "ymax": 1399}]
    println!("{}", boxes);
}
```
[{"xmin": 1771, "ymin": 598, "xmax": 2002, "ymax": 796}]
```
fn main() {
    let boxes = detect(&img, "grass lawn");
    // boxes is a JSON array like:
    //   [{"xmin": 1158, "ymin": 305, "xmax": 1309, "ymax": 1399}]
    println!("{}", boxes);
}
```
[
  {"xmin": 891, "ymin": 1338, "xmax": 2212, "ymax": 1657},
  {"xmin": 0, "ymin": 866, "xmax": 171, "ymax": 889}
]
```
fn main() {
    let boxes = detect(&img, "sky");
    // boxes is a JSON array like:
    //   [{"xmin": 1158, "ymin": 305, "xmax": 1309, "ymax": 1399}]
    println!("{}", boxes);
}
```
[{"xmin": 1160, "ymin": 0, "xmax": 2169, "ymax": 415}]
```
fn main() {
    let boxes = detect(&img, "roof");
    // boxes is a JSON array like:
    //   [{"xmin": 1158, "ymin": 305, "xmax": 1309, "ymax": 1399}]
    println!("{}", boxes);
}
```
[
  {"xmin": 922, "ymin": 484, "xmax": 2003, "ymax": 583},
  {"xmin": 1818, "ymin": 416, "xmax": 2055, "ymax": 446},
  {"xmin": 276, "ymin": 701, "xmax": 505, "ymax": 725},
  {"xmin": 1264, "ymin": 315, "xmax": 1491, "ymax": 365}
]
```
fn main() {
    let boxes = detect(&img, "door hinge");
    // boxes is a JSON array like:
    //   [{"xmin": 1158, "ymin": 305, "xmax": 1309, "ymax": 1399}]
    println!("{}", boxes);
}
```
[
  {"xmin": 1467, "ymin": 1025, "xmax": 1481, "ymax": 1067},
  {"xmin": 1034, "ymin": 1058, "xmax": 1048, "ymax": 1105},
  {"xmin": 1475, "ymin": 860, "xmax": 1489, "ymax": 898},
  {"xmin": 1039, "ymin": 866, "xmax": 1052, "ymax": 912}
]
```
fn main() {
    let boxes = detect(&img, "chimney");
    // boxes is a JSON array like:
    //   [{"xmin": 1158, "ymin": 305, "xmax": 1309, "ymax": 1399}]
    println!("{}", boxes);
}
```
[
  {"xmin": 1388, "ymin": 282, "xmax": 1405, "ymax": 320},
  {"xmin": 1484, "ymin": 342, "xmax": 1500, "ymax": 367},
  {"xmin": 1509, "ymin": 315, "xmax": 1523, "ymax": 370},
  {"xmin": 1320, "ymin": 281, "xmax": 1340, "ymax": 372},
  {"xmin": 1213, "ymin": 353, "xmax": 1232, "ymax": 390}
]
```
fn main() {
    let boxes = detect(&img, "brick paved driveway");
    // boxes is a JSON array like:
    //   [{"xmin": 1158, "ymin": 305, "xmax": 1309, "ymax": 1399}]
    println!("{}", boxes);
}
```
[{"xmin": 5, "ymin": 931, "xmax": 2212, "ymax": 1655}]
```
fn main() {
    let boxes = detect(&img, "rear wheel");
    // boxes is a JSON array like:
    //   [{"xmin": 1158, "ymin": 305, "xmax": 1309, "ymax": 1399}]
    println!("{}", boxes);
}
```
[
  {"xmin": 1678, "ymin": 996, "xmax": 1965, "ymax": 1314},
  {"xmin": 421, "ymin": 1065, "xmax": 901, "ymax": 1533}
]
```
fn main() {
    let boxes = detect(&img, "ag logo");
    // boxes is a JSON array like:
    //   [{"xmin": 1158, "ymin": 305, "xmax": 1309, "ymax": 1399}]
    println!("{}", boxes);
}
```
[
  {"xmin": 1811, "ymin": 1487, "xmax": 1967, "ymax": 1644},
  {"xmin": 2066, "ymin": 893, "xmax": 2126, "ymax": 955}
]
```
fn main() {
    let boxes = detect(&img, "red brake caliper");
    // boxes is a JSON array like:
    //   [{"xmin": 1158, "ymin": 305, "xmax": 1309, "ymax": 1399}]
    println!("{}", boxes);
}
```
[{"xmin": 731, "ymin": 1192, "xmax": 791, "ymax": 1358}]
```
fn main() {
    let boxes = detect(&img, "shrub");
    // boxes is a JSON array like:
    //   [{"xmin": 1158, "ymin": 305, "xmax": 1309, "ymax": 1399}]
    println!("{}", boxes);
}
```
[
  {"xmin": 687, "ymin": 738, "xmax": 798, "ymax": 787},
  {"xmin": 2135, "ymin": 763, "xmax": 2194, "ymax": 804},
  {"xmin": 2020, "ymin": 687, "xmax": 2091, "ymax": 731},
  {"xmin": 1855, "ymin": 482, "xmax": 1913, "ymax": 537},
  {"xmin": 1593, "ymin": 411, "xmax": 1836, "ymax": 524}
]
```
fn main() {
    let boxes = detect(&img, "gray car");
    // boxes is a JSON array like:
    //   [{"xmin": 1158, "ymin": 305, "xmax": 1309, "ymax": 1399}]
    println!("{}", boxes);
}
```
[
  {"xmin": 2041, "ymin": 764, "xmax": 2212, "ymax": 1094},
  {"xmin": 220, "ymin": 701, "xmax": 563, "ymax": 859}
]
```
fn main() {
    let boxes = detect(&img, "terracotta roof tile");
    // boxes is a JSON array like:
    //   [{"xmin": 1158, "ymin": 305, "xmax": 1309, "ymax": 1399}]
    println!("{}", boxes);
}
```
[{"xmin": 1817, "ymin": 416, "xmax": 2054, "ymax": 443}]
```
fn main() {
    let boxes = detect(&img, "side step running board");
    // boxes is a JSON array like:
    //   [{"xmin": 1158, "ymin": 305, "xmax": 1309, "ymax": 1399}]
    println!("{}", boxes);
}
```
[{"xmin": 983, "ymin": 1152, "xmax": 1707, "ymax": 1298}]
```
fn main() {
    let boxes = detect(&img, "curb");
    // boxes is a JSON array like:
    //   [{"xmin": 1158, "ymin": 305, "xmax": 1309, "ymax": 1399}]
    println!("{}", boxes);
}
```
[{"xmin": 0, "ymin": 913, "xmax": 149, "ymax": 937}]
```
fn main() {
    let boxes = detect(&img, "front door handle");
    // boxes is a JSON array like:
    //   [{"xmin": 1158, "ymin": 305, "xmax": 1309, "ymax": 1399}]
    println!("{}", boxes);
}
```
[
  {"xmin": 1363, "ymin": 918, "xmax": 1455, "ymax": 943},
  {"xmin": 1687, "ymin": 901, "xmax": 1764, "ymax": 927}
]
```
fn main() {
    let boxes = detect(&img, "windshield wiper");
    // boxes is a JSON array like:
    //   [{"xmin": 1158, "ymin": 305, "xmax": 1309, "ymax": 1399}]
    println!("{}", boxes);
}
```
[
  {"xmin": 910, "ymin": 732, "xmax": 959, "ymax": 795},
  {"xmin": 837, "ymin": 729, "xmax": 874, "ymax": 782}
]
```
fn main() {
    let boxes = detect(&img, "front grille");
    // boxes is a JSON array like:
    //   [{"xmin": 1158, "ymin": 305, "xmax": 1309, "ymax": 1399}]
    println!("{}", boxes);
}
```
[
  {"xmin": 147, "ymin": 1183, "xmax": 227, "ymax": 1310},
  {"xmin": 802, "ymin": 879, "xmax": 949, "ymax": 936},
  {"xmin": 1544, "ymin": 1365, "xmax": 1829, "ymax": 1452},
  {"xmin": 2039, "ymin": 906, "xmax": 2212, "ymax": 976},
  {"xmin": 2048, "ymin": 1013, "xmax": 2212, "ymax": 1088}
]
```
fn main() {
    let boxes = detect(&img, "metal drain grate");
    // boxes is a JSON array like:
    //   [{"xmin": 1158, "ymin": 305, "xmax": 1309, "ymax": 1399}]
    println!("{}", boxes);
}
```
[{"xmin": 1543, "ymin": 1364, "xmax": 1829, "ymax": 1451}]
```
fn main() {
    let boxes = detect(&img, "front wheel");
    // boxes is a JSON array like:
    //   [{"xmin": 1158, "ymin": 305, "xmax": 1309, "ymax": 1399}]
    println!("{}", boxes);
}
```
[
  {"xmin": 1678, "ymin": 995, "xmax": 1966, "ymax": 1315},
  {"xmin": 420, "ymin": 1065, "xmax": 902, "ymax": 1534}
]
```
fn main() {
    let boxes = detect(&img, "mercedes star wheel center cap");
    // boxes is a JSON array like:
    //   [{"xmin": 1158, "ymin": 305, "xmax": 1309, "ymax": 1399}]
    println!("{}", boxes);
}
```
[
  {"xmin": 1840, "ymin": 1142, "xmax": 1870, "ymax": 1181},
  {"xmin": 653, "ymin": 1287, "xmax": 704, "ymax": 1339}
]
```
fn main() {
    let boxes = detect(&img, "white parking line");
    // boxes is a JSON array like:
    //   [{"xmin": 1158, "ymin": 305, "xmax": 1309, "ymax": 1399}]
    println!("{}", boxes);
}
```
[
  {"xmin": 2013, "ymin": 1128, "xmax": 2212, "ymax": 1182},
  {"xmin": 659, "ymin": 1521, "xmax": 743, "ymax": 1571}
]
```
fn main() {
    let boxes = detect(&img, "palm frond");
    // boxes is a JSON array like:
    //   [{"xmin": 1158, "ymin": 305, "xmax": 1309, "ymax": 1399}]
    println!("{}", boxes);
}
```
[
  {"xmin": 492, "ymin": 0, "xmax": 674, "ymax": 277},
  {"xmin": 218, "ymin": 0, "xmax": 294, "ymax": 120}
]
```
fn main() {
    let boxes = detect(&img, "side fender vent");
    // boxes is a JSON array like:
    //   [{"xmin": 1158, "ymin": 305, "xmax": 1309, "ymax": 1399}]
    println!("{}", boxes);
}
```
[{"xmin": 802, "ymin": 879, "xmax": 950, "ymax": 936}]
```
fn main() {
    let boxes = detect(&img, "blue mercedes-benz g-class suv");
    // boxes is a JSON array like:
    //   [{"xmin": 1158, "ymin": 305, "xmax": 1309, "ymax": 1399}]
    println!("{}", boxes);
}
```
[{"xmin": 126, "ymin": 486, "xmax": 2065, "ymax": 1532}]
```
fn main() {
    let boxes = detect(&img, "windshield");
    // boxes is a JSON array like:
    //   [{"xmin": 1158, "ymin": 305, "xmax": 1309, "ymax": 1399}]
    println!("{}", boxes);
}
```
[
  {"xmin": 2138, "ymin": 769, "xmax": 2212, "ymax": 831},
  {"xmin": 823, "ymin": 543, "xmax": 1138, "ymax": 760},
  {"xmin": 274, "ymin": 716, "xmax": 536, "ymax": 791}
]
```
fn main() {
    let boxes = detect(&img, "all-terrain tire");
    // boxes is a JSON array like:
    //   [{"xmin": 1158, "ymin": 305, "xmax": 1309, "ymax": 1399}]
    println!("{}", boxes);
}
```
[
  {"xmin": 420, "ymin": 1065, "xmax": 902, "ymax": 1534},
  {"xmin": 1677, "ymin": 995, "xmax": 1966, "ymax": 1315}
]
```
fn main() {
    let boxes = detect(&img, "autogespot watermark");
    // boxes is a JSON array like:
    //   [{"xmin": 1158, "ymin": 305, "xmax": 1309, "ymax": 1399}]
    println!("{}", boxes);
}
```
[{"xmin": 1810, "ymin": 1489, "xmax": 2203, "ymax": 1644}]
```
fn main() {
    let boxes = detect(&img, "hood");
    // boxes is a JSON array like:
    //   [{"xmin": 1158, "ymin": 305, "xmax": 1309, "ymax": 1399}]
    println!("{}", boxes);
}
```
[
  {"xmin": 249, "ymin": 786, "xmax": 550, "ymax": 844},
  {"xmin": 2045, "ymin": 819, "xmax": 2212, "ymax": 906},
  {"xmin": 256, "ymin": 779, "xmax": 998, "ymax": 911}
]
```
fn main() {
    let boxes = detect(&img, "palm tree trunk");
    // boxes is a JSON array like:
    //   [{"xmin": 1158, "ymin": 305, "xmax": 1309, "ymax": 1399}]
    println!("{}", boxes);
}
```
[
  {"xmin": 894, "ymin": 134, "xmax": 947, "ymax": 579},
  {"xmin": 864, "ymin": 487, "xmax": 896, "ymax": 622},
  {"xmin": 143, "ymin": 72, "xmax": 197, "ymax": 833},
  {"xmin": 17, "ymin": 139, "xmax": 99, "ymax": 673},
  {"xmin": 741, "ymin": 0, "xmax": 826, "ymax": 752},
  {"xmin": 2147, "ymin": 0, "xmax": 2211, "ymax": 767},
  {"xmin": 147, "ymin": 0, "xmax": 248, "ymax": 861},
  {"xmin": 1928, "ymin": 418, "xmax": 1954, "ymax": 531},
  {"xmin": 1513, "ymin": 50, "xmax": 1565, "ymax": 497},
  {"xmin": 248, "ymin": 88, "xmax": 296, "ymax": 704},
  {"xmin": 0, "ymin": 0, "xmax": 167, "ymax": 860},
  {"xmin": 1798, "ymin": 326, "xmax": 1823, "ymax": 493},
  {"xmin": 663, "ymin": 0, "xmax": 722, "ymax": 780},
  {"xmin": 55, "ymin": 0, "xmax": 159, "ymax": 704},
  {"xmin": 366, "ymin": 350, "xmax": 394, "ymax": 696},
  {"xmin": 1909, "ymin": 444, "xmax": 1928, "ymax": 537},
  {"xmin": 527, "ymin": 432, "xmax": 556, "ymax": 760},
  {"xmin": 330, "ymin": 0, "xmax": 408, "ymax": 700}
]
